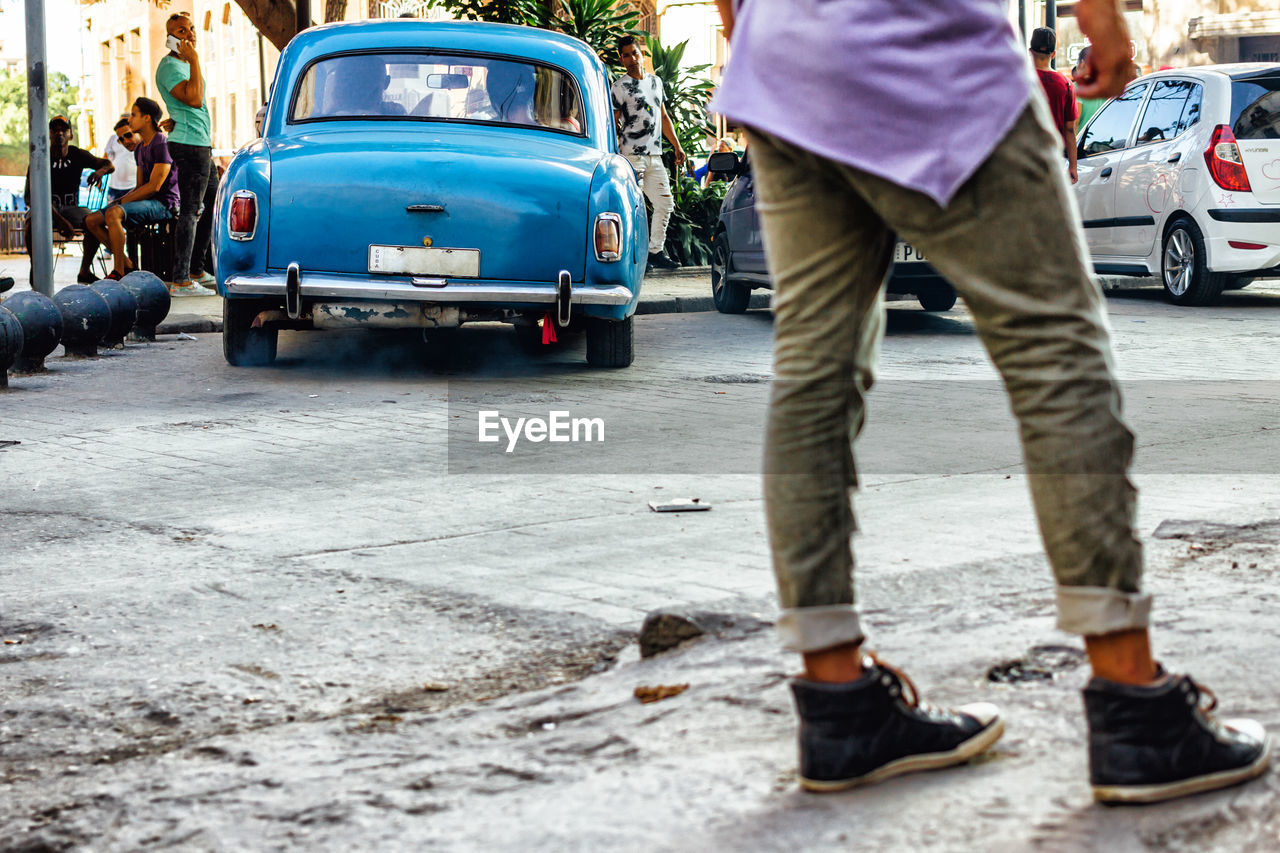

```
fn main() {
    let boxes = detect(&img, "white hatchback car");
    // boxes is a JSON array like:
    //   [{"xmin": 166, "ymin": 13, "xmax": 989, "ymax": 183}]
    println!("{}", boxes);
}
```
[{"xmin": 1074, "ymin": 63, "xmax": 1280, "ymax": 305}]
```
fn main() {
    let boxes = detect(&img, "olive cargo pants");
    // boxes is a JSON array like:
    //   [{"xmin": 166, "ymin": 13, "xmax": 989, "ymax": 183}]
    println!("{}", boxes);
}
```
[{"xmin": 748, "ymin": 95, "xmax": 1151, "ymax": 653}]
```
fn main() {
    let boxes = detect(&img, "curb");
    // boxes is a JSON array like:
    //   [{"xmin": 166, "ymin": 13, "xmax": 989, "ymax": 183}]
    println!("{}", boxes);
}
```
[
  {"xmin": 158, "ymin": 314, "xmax": 222, "ymax": 335},
  {"xmin": 635, "ymin": 292, "xmax": 771, "ymax": 315}
]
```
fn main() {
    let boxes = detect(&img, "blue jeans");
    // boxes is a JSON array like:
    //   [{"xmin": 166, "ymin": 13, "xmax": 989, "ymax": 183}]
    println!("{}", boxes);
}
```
[
  {"xmin": 120, "ymin": 199, "xmax": 174, "ymax": 228},
  {"xmin": 106, "ymin": 187, "xmax": 131, "ymax": 204}
]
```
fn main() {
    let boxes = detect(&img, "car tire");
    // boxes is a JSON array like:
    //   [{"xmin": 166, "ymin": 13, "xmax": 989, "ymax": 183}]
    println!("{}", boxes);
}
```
[
  {"xmin": 1162, "ymin": 218, "xmax": 1226, "ymax": 306},
  {"xmin": 223, "ymin": 298, "xmax": 278, "ymax": 366},
  {"xmin": 585, "ymin": 315, "xmax": 633, "ymax": 368},
  {"xmin": 1225, "ymin": 275, "xmax": 1255, "ymax": 291},
  {"xmin": 917, "ymin": 285, "xmax": 957, "ymax": 312},
  {"xmin": 711, "ymin": 233, "xmax": 750, "ymax": 314}
]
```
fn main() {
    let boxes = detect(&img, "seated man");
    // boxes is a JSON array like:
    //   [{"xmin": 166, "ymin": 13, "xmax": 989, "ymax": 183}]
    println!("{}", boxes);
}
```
[
  {"xmin": 326, "ymin": 56, "xmax": 407, "ymax": 117},
  {"xmin": 84, "ymin": 97, "xmax": 190, "ymax": 291},
  {"xmin": 103, "ymin": 117, "xmax": 139, "ymax": 204},
  {"xmin": 24, "ymin": 115, "xmax": 113, "ymax": 284},
  {"xmin": 481, "ymin": 61, "xmax": 537, "ymax": 126}
]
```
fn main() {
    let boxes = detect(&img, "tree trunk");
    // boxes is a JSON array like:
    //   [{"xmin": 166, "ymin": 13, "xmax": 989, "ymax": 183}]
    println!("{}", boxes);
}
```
[
  {"xmin": 325, "ymin": 0, "xmax": 348, "ymax": 22},
  {"xmin": 235, "ymin": 0, "xmax": 298, "ymax": 53}
]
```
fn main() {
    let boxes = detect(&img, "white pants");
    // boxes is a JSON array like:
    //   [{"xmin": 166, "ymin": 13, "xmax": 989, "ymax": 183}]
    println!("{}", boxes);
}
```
[{"xmin": 625, "ymin": 153, "xmax": 674, "ymax": 255}]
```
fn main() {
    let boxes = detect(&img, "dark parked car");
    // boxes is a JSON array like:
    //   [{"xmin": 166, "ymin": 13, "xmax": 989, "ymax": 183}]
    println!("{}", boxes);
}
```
[{"xmin": 706, "ymin": 150, "xmax": 958, "ymax": 313}]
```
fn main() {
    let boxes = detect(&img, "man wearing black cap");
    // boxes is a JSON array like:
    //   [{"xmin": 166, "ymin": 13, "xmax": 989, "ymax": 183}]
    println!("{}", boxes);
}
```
[
  {"xmin": 1030, "ymin": 27, "xmax": 1079, "ymax": 184},
  {"xmin": 23, "ymin": 115, "xmax": 114, "ymax": 283}
]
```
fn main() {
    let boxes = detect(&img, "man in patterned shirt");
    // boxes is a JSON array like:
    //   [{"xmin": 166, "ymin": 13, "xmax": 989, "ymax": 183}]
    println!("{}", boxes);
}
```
[{"xmin": 611, "ymin": 36, "xmax": 686, "ymax": 272}]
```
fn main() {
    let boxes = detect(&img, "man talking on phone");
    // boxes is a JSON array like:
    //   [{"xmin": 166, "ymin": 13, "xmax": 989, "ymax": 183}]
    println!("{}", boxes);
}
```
[{"xmin": 155, "ymin": 12, "xmax": 217, "ymax": 295}]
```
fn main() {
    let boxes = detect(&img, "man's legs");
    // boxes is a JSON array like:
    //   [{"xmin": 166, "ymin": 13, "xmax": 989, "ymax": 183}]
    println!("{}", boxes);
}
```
[
  {"xmin": 748, "ymin": 128, "xmax": 1004, "ymax": 792},
  {"xmin": 846, "ymin": 95, "xmax": 1267, "ymax": 802},
  {"xmin": 190, "ymin": 157, "xmax": 219, "ymax": 281},
  {"xmin": 169, "ymin": 141, "xmax": 213, "ymax": 284},
  {"xmin": 642, "ymin": 154, "xmax": 674, "ymax": 257},
  {"xmin": 628, "ymin": 153, "xmax": 677, "ymax": 268}
]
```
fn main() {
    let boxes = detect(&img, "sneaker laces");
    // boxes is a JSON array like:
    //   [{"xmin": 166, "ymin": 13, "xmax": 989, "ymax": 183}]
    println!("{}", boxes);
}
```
[
  {"xmin": 865, "ymin": 652, "xmax": 920, "ymax": 709},
  {"xmin": 1189, "ymin": 676, "xmax": 1218, "ymax": 715}
]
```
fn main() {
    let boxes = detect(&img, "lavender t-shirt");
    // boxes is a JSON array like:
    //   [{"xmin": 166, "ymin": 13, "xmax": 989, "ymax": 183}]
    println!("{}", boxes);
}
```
[
  {"xmin": 134, "ymin": 132, "xmax": 180, "ymax": 210},
  {"xmin": 712, "ymin": 0, "xmax": 1034, "ymax": 205}
]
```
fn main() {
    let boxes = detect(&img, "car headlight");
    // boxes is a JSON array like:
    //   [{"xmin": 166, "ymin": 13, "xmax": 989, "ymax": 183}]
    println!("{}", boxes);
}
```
[{"xmin": 594, "ymin": 212, "xmax": 621, "ymax": 262}]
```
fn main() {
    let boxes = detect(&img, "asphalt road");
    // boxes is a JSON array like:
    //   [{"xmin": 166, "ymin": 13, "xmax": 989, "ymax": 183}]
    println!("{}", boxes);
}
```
[{"xmin": 5, "ymin": 282, "xmax": 1280, "ymax": 850}]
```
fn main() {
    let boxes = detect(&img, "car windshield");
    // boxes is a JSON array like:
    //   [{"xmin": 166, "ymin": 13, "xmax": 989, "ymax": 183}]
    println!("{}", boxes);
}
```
[
  {"xmin": 290, "ymin": 52, "xmax": 585, "ymax": 134},
  {"xmin": 1231, "ymin": 73, "xmax": 1280, "ymax": 140}
]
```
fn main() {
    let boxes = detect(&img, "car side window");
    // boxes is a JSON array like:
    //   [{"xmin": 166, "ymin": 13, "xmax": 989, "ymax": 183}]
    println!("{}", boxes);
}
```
[
  {"xmin": 1177, "ymin": 83, "xmax": 1203, "ymax": 135},
  {"xmin": 1134, "ymin": 80, "xmax": 1194, "ymax": 146},
  {"xmin": 1079, "ymin": 82, "xmax": 1149, "ymax": 157}
]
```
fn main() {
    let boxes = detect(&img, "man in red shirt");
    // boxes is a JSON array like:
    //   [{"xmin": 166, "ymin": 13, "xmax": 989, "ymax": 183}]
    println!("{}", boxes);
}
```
[{"xmin": 1030, "ymin": 27, "xmax": 1079, "ymax": 183}]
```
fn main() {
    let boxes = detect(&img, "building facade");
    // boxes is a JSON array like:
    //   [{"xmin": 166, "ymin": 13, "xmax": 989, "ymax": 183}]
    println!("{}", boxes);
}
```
[{"xmin": 79, "ymin": 0, "xmax": 286, "ymax": 156}]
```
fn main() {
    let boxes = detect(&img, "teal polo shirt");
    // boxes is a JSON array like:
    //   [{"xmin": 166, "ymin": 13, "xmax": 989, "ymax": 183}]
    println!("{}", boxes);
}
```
[{"xmin": 156, "ymin": 54, "xmax": 212, "ymax": 147}]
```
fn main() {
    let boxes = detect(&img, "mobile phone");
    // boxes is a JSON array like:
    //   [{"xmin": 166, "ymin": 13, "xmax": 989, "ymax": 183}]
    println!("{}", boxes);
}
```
[{"xmin": 165, "ymin": 34, "xmax": 182, "ymax": 53}]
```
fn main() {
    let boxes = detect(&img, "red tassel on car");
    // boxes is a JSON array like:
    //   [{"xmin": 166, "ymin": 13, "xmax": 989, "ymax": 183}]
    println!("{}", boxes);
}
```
[{"xmin": 541, "ymin": 311, "xmax": 557, "ymax": 344}]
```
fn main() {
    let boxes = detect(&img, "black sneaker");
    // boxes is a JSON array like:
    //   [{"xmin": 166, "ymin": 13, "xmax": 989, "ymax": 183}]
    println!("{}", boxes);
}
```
[
  {"xmin": 791, "ymin": 657, "xmax": 1003, "ymax": 792},
  {"xmin": 76, "ymin": 271, "xmax": 98, "ymax": 284},
  {"xmin": 647, "ymin": 251, "xmax": 681, "ymax": 271},
  {"xmin": 1085, "ymin": 671, "xmax": 1270, "ymax": 804}
]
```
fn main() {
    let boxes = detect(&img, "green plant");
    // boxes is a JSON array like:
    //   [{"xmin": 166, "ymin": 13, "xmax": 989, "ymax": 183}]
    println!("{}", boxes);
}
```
[
  {"xmin": 534, "ymin": 0, "xmax": 641, "ymax": 68},
  {"xmin": 425, "ymin": 0, "xmax": 542, "ymax": 24},
  {"xmin": 0, "ymin": 69, "xmax": 79, "ymax": 148},
  {"xmin": 663, "ymin": 173, "xmax": 726, "ymax": 267}
]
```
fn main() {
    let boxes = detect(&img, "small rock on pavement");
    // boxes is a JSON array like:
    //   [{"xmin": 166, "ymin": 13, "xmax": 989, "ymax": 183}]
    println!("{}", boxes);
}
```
[{"xmin": 638, "ymin": 608, "xmax": 772, "ymax": 658}]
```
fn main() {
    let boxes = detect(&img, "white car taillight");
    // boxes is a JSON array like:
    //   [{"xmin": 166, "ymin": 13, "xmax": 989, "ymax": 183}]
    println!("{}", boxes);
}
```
[
  {"xmin": 1204, "ymin": 125, "xmax": 1252, "ymax": 193},
  {"xmin": 228, "ymin": 190, "xmax": 258, "ymax": 241},
  {"xmin": 594, "ymin": 212, "xmax": 621, "ymax": 262}
]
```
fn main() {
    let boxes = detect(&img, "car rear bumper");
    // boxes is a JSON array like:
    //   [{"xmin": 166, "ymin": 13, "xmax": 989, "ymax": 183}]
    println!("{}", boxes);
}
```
[
  {"xmin": 1204, "ymin": 235, "xmax": 1280, "ymax": 275},
  {"xmin": 223, "ymin": 271, "xmax": 635, "ymax": 306}
]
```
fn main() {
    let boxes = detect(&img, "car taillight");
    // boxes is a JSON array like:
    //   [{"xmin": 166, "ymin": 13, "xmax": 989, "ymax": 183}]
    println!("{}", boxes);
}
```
[
  {"xmin": 1204, "ymin": 125, "xmax": 1252, "ymax": 193},
  {"xmin": 594, "ymin": 213, "xmax": 621, "ymax": 262},
  {"xmin": 1229, "ymin": 240, "xmax": 1267, "ymax": 250},
  {"xmin": 229, "ymin": 191, "xmax": 257, "ymax": 240}
]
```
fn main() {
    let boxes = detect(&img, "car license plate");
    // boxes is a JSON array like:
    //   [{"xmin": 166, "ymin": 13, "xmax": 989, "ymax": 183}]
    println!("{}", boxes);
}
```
[
  {"xmin": 369, "ymin": 245, "xmax": 480, "ymax": 277},
  {"xmin": 894, "ymin": 242, "xmax": 927, "ymax": 264}
]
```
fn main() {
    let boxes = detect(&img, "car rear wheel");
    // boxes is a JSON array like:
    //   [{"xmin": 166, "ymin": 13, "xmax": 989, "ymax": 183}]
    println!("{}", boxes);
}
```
[
  {"xmin": 1162, "ymin": 218, "xmax": 1225, "ymax": 306},
  {"xmin": 585, "ymin": 316, "xmax": 633, "ymax": 368},
  {"xmin": 711, "ymin": 234, "xmax": 750, "ymax": 314},
  {"xmin": 1225, "ymin": 275, "xmax": 1255, "ymax": 291},
  {"xmin": 223, "ymin": 298, "xmax": 278, "ymax": 366},
  {"xmin": 917, "ymin": 285, "xmax": 957, "ymax": 312}
]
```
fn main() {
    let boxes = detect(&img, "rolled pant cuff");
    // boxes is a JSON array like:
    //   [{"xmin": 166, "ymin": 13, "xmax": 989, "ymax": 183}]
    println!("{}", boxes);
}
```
[
  {"xmin": 1056, "ymin": 586, "xmax": 1152, "ymax": 635},
  {"xmin": 776, "ymin": 604, "xmax": 865, "ymax": 653}
]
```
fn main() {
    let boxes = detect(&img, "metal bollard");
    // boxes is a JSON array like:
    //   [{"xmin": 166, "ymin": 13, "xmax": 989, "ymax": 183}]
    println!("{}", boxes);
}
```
[
  {"xmin": 53, "ymin": 284, "xmax": 112, "ymax": 358},
  {"xmin": 119, "ymin": 271, "xmax": 171, "ymax": 341},
  {"xmin": 0, "ymin": 304, "xmax": 23, "ymax": 388},
  {"xmin": 2, "ymin": 290, "xmax": 62, "ymax": 373},
  {"xmin": 90, "ymin": 280, "xmax": 140, "ymax": 349}
]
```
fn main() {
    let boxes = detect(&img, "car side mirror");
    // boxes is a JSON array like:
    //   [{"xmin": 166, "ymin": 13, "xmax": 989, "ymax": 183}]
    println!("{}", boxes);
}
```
[{"xmin": 707, "ymin": 151, "xmax": 741, "ymax": 178}]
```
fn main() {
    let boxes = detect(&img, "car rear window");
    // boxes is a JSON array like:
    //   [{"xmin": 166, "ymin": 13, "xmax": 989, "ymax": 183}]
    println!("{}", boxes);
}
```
[
  {"xmin": 290, "ymin": 52, "xmax": 585, "ymax": 135},
  {"xmin": 1230, "ymin": 73, "xmax": 1280, "ymax": 139}
]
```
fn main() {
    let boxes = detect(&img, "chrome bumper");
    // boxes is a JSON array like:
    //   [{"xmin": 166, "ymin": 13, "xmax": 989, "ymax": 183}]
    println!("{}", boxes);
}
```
[{"xmin": 224, "ymin": 272, "xmax": 634, "ymax": 306}]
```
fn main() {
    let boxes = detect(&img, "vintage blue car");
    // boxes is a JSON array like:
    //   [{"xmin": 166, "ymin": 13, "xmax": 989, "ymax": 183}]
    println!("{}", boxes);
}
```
[{"xmin": 214, "ymin": 20, "xmax": 647, "ymax": 367}]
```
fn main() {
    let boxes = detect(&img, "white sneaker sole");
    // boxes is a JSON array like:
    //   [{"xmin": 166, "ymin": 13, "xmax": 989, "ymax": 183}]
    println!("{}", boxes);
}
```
[
  {"xmin": 799, "ymin": 718, "xmax": 1006, "ymax": 793},
  {"xmin": 1092, "ymin": 736, "xmax": 1272, "ymax": 805}
]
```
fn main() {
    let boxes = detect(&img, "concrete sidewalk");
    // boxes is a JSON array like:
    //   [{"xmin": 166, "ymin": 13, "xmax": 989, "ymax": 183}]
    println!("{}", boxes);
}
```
[{"xmin": 0, "ymin": 253, "xmax": 764, "ymax": 336}]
